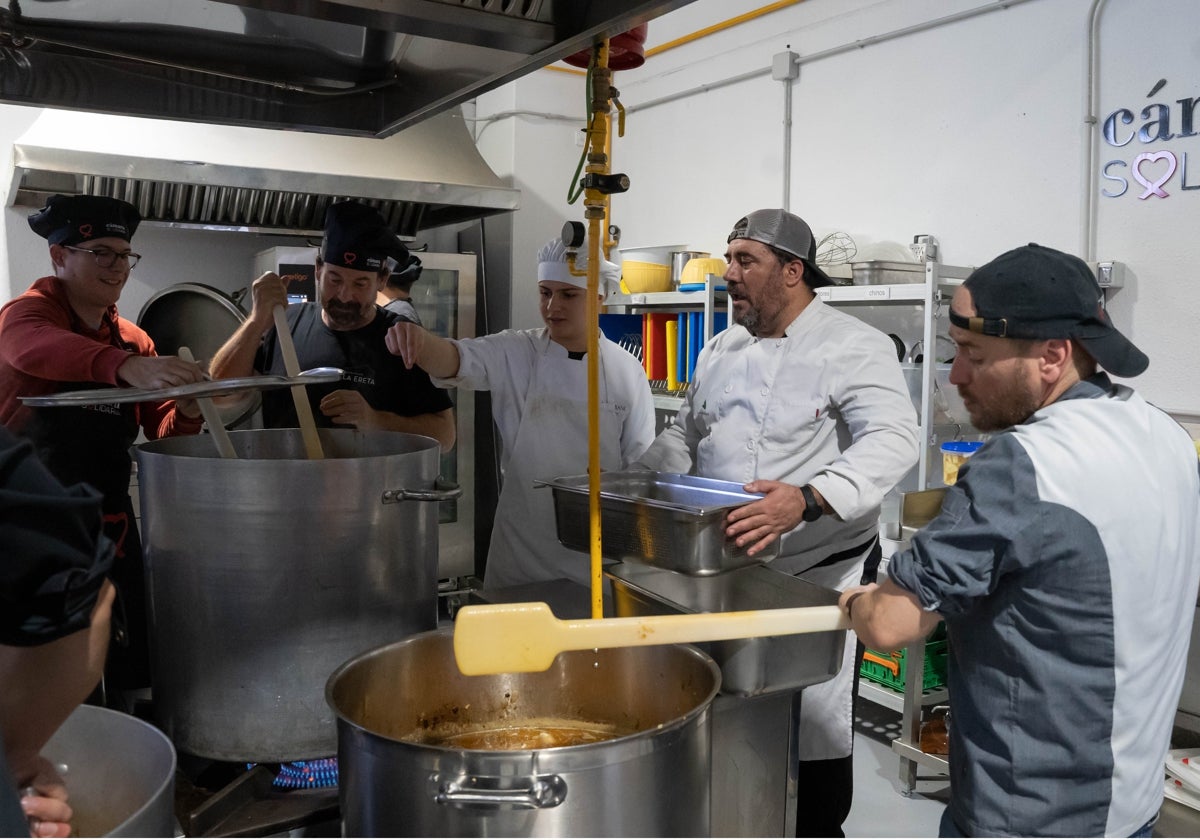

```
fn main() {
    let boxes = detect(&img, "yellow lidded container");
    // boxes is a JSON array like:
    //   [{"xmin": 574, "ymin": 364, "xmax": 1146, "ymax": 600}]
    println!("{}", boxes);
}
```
[{"xmin": 941, "ymin": 441, "xmax": 983, "ymax": 485}]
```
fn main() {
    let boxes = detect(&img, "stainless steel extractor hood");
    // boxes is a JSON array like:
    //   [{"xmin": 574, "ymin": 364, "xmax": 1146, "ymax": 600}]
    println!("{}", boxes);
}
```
[
  {"xmin": 8, "ymin": 107, "xmax": 521, "ymax": 236},
  {"xmin": 0, "ymin": 0, "xmax": 694, "ymax": 138}
]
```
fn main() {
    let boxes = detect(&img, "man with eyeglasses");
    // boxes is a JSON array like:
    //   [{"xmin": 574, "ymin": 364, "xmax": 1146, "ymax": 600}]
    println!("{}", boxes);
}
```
[{"xmin": 0, "ymin": 194, "xmax": 206, "ymax": 709}]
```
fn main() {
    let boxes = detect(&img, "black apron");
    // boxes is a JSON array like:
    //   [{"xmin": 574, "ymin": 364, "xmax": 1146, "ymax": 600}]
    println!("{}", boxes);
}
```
[{"xmin": 25, "ymin": 324, "xmax": 149, "ymax": 692}]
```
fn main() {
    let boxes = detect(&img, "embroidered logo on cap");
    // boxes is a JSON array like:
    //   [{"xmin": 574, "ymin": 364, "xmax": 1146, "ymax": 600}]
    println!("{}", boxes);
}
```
[
  {"xmin": 78, "ymin": 223, "xmax": 92, "ymax": 238},
  {"xmin": 343, "ymin": 252, "xmax": 357, "ymax": 265}
]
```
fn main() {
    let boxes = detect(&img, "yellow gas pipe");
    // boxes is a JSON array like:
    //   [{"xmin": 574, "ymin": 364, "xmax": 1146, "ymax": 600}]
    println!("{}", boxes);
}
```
[
  {"xmin": 564, "ymin": 40, "xmax": 617, "ymax": 620},
  {"xmin": 583, "ymin": 42, "xmax": 612, "ymax": 621}
]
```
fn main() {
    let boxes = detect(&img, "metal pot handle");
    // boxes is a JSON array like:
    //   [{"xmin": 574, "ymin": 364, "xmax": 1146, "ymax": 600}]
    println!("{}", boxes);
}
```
[
  {"xmin": 434, "ymin": 775, "xmax": 567, "ymax": 809},
  {"xmin": 381, "ymin": 477, "xmax": 463, "ymax": 504}
]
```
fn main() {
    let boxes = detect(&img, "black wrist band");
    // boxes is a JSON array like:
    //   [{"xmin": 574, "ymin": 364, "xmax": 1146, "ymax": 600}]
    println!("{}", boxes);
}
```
[{"xmin": 800, "ymin": 484, "xmax": 823, "ymax": 522}]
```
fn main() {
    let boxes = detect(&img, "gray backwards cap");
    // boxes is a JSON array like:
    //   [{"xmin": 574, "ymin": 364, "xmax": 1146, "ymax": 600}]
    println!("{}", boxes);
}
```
[{"xmin": 727, "ymin": 208, "xmax": 833, "ymax": 288}]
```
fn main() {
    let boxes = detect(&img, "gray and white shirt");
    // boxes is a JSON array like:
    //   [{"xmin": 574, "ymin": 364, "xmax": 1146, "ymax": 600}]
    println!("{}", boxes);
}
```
[{"xmin": 888, "ymin": 375, "xmax": 1200, "ymax": 837}]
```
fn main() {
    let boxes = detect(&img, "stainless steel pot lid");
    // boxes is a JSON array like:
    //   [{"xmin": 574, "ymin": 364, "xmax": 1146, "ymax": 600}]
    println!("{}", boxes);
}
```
[{"xmin": 20, "ymin": 368, "xmax": 344, "ymax": 407}]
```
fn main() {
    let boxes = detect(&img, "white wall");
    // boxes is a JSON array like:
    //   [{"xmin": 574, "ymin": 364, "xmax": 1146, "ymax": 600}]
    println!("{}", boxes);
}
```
[
  {"xmin": 473, "ymin": 70, "xmax": 587, "ymax": 331},
  {"xmin": 473, "ymin": 0, "xmax": 1200, "ymax": 415}
]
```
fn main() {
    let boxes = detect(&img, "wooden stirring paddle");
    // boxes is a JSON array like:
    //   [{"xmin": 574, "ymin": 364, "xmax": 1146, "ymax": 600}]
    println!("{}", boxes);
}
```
[
  {"xmin": 177, "ymin": 347, "xmax": 237, "ymax": 459},
  {"xmin": 452, "ymin": 601, "xmax": 849, "ymax": 676},
  {"xmin": 272, "ymin": 304, "xmax": 324, "ymax": 459}
]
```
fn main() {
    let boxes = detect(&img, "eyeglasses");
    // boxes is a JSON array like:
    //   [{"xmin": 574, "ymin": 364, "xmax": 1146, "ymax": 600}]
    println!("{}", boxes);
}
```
[{"xmin": 64, "ymin": 244, "xmax": 142, "ymax": 270}]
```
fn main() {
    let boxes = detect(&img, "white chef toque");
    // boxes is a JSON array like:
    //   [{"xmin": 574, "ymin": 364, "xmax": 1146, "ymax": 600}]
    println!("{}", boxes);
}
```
[{"xmin": 537, "ymin": 237, "xmax": 621, "ymax": 293}]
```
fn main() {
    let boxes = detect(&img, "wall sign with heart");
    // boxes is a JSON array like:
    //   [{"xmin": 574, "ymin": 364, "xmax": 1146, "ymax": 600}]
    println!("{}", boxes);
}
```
[{"xmin": 1132, "ymin": 150, "xmax": 1178, "ymax": 199}]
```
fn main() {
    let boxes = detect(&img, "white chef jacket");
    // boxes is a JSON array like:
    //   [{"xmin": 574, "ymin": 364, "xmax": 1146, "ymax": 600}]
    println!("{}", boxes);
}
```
[
  {"xmin": 434, "ymin": 328, "xmax": 655, "ymax": 589},
  {"xmin": 637, "ymin": 296, "xmax": 919, "ymax": 759}
]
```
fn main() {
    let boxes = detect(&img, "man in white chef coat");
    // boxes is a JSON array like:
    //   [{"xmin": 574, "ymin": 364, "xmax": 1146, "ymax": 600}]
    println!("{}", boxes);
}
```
[
  {"xmin": 635, "ymin": 208, "xmax": 920, "ymax": 837},
  {"xmin": 386, "ymin": 237, "xmax": 655, "ymax": 589}
]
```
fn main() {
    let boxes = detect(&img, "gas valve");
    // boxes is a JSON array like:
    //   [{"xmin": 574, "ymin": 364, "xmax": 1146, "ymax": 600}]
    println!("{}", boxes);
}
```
[{"xmin": 579, "ymin": 172, "xmax": 630, "ymax": 195}]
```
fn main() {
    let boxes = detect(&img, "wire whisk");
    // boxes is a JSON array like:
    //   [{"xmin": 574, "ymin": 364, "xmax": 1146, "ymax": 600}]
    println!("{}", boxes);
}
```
[{"xmin": 815, "ymin": 232, "xmax": 857, "ymax": 266}]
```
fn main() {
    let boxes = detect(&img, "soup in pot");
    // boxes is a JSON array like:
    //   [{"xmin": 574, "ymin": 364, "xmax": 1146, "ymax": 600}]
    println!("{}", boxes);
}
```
[{"xmin": 406, "ymin": 716, "xmax": 632, "ymax": 750}]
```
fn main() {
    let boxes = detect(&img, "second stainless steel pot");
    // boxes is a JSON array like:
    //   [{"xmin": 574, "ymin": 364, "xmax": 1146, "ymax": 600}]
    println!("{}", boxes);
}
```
[
  {"xmin": 135, "ymin": 429, "xmax": 456, "ymax": 762},
  {"xmin": 327, "ymin": 628, "xmax": 720, "ymax": 837}
]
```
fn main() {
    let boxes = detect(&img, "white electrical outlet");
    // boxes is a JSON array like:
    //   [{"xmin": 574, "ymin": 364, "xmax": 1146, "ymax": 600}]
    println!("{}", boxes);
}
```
[{"xmin": 1089, "ymin": 261, "xmax": 1126, "ymax": 289}]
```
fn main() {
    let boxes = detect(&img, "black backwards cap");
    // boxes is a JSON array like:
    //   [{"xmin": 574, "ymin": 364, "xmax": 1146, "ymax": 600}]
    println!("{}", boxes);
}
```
[
  {"xmin": 28, "ymin": 194, "xmax": 140, "ymax": 247},
  {"xmin": 394, "ymin": 253, "xmax": 423, "ymax": 283},
  {"xmin": 320, "ymin": 201, "xmax": 409, "ymax": 273},
  {"xmin": 953, "ymin": 243, "xmax": 1149, "ymax": 378},
  {"xmin": 727, "ymin": 208, "xmax": 834, "ymax": 288}
]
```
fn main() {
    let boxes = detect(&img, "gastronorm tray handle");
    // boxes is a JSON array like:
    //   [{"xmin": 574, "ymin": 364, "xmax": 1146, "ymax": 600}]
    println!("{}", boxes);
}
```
[
  {"xmin": 433, "ymin": 775, "xmax": 567, "ymax": 809},
  {"xmin": 381, "ymin": 478, "xmax": 462, "ymax": 504}
]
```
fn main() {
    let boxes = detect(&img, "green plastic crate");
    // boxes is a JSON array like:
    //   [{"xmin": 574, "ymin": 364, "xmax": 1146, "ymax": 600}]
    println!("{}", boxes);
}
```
[{"xmin": 860, "ymin": 639, "xmax": 948, "ymax": 692}]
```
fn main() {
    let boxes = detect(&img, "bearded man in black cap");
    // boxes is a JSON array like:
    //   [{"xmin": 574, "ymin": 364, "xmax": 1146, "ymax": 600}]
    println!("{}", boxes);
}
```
[
  {"xmin": 841, "ymin": 244, "xmax": 1200, "ymax": 838},
  {"xmin": 210, "ymin": 201, "xmax": 454, "ymax": 449},
  {"xmin": 634, "ymin": 208, "xmax": 920, "ymax": 837},
  {"xmin": 0, "ymin": 193, "xmax": 206, "ymax": 705}
]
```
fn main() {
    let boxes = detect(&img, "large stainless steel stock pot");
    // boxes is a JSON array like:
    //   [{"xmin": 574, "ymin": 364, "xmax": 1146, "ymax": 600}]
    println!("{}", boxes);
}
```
[{"xmin": 135, "ymin": 428, "xmax": 457, "ymax": 761}]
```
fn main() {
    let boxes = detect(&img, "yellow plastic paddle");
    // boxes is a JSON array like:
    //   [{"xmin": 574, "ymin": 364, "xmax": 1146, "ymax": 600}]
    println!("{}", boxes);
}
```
[{"xmin": 452, "ymin": 601, "xmax": 850, "ymax": 676}]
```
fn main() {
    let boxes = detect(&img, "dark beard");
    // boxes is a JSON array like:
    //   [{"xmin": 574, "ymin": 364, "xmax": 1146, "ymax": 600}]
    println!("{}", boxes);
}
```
[
  {"xmin": 324, "ymin": 302, "xmax": 365, "ymax": 329},
  {"xmin": 735, "ymin": 305, "xmax": 760, "ymax": 336},
  {"xmin": 730, "ymin": 265, "xmax": 790, "ymax": 339},
  {"xmin": 964, "ymin": 373, "xmax": 1042, "ymax": 432}
]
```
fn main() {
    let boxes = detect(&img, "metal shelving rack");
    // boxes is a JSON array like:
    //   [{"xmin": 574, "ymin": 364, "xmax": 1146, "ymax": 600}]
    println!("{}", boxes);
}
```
[
  {"xmin": 604, "ymin": 275, "xmax": 732, "ymax": 417},
  {"xmin": 815, "ymin": 261, "xmax": 972, "ymax": 490},
  {"xmin": 819, "ymin": 259, "xmax": 972, "ymax": 795}
]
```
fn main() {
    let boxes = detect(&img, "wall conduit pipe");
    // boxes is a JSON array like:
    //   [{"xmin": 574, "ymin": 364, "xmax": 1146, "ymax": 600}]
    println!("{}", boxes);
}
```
[{"xmin": 1080, "ymin": 0, "xmax": 1109, "ymax": 262}]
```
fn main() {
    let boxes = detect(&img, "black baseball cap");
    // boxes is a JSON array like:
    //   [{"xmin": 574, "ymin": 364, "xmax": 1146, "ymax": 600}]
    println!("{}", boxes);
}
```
[
  {"xmin": 727, "ymin": 208, "xmax": 833, "ymax": 288},
  {"xmin": 952, "ymin": 243, "xmax": 1148, "ymax": 377},
  {"xmin": 28, "ymin": 194, "xmax": 140, "ymax": 246},
  {"xmin": 320, "ymin": 201, "xmax": 409, "ymax": 273}
]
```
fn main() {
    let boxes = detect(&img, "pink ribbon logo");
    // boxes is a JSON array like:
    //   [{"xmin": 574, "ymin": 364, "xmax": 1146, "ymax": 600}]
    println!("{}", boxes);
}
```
[
  {"xmin": 343, "ymin": 251, "xmax": 357, "ymax": 265},
  {"xmin": 1132, "ymin": 151, "xmax": 1177, "ymax": 199},
  {"xmin": 78, "ymin": 223, "xmax": 92, "ymax": 237}
]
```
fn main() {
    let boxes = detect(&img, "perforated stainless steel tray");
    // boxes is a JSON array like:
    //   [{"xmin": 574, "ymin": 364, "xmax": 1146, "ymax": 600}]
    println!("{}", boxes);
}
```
[
  {"xmin": 539, "ymin": 470, "xmax": 780, "ymax": 575},
  {"xmin": 20, "ymin": 367, "xmax": 343, "ymax": 407}
]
